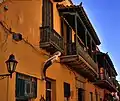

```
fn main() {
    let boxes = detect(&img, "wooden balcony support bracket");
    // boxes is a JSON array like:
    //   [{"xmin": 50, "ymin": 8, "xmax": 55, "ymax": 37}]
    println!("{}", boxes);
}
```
[
  {"xmin": 94, "ymin": 79, "xmax": 117, "ymax": 92},
  {"xmin": 78, "ymin": 55, "xmax": 98, "ymax": 76},
  {"xmin": 60, "ymin": 55, "xmax": 98, "ymax": 81}
]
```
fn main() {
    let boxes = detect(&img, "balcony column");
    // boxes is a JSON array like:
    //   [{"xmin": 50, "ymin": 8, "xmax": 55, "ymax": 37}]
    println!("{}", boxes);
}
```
[
  {"xmin": 67, "ymin": 26, "xmax": 72, "ymax": 55},
  {"xmin": 90, "ymin": 37, "xmax": 93, "ymax": 58},
  {"xmin": 103, "ymin": 56, "xmax": 107, "ymax": 79},
  {"xmin": 85, "ymin": 29, "xmax": 87, "ymax": 50},
  {"xmin": 104, "ymin": 69, "xmax": 108, "ymax": 80},
  {"xmin": 75, "ymin": 12, "xmax": 78, "ymax": 55}
]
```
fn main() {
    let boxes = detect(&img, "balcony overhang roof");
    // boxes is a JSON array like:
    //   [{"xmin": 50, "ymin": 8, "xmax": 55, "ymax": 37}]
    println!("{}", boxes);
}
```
[
  {"xmin": 57, "ymin": 4, "xmax": 101, "ymax": 45},
  {"xmin": 105, "ymin": 53, "xmax": 118, "ymax": 76},
  {"xmin": 97, "ymin": 52, "xmax": 118, "ymax": 76},
  {"xmin": 94, "ymin": 80, "xmax": 117, "ymax": 92}
]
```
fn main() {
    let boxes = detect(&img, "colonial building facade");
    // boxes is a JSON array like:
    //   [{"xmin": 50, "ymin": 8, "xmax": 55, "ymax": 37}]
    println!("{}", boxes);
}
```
[{"xmin": 0, "ymin": 0, "xmax": 118, "ymax": 101}]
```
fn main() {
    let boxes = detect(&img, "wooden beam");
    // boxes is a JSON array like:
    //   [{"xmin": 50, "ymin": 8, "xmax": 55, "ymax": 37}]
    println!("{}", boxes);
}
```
[
  {"xmin": 76, "ymin": 13, "xmax": 97, "ymax": 46},
  {"xmin": 61, "ymin": 12, "xmax": 97, "ymax": 49},
  {"xmin": 90, "ymin": 37, "xmax": 93, "ymax": 58},
  {"xmin": 61, "ymin": 12, "xmax": 76, "ymax": 16},
  {"xmin": 85, "ymin": 29, "xmax": 87, "ymax": 49},
  {"xmin": 60, "ymin": 16, "xmax": 73, "ymax": 29},
  {"xmin": 60, "ymin": 10, "xmax": 98, "ymax": 48},
  {"xmin": 75, "ymin": 13, "xmax": 78, "ymax": 55}
]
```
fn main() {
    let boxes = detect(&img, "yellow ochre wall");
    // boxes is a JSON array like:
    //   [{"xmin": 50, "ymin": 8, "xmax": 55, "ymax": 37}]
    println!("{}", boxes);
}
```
[
  {"xmin": 0, "ymin": 0, "xmax": 107, "ymax": 101},
  {"xmin": 53, "ymin": 0, "xmax": 72, "ymax": 34},
  {"xmin": 85, "ymin": 81, "xmax": 104, "ymax": 101},
  {"xmin": 0, "ymin": 0, "xmax": 77, "ymax": 101}
]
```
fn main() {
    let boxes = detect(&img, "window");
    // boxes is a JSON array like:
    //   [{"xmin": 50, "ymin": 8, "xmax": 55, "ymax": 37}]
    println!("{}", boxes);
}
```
[
  {"xmin": 64, "ymin": 82, "xmax": 70, "ymax": 101},
  {"xmin": 95, "ymin": 93, "xmax": 98, "ymax": 101},
  {"xmin": 46, "ymin": 80, "xmax": 52, "ymax": 101},
  {"xmin": 42, "ymin": 0, "xmax": 53, "ymax": 28},
  {"xmin": 90, "ymin": 92, "xmax": 93, "ymax": 101},
  {"xmin": 16, "ymin": 73, "xmax": 37, "ymax": 100},
  {"xmin": 46, "ymin": 79, "xmax": 56, "ymax": 101},
  {"xmin": 78, "ymin": 88, "xmax": 84, "ymax": 101},
  {"xmin": 61, "ymin": 18, "xmax": 72, "ymax": 55}
]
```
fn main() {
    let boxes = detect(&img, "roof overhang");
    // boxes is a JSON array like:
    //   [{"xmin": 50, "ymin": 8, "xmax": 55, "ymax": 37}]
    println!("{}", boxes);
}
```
[
  {"xmin": 97, "ymin": 52, "xmax": 118, "ymax": 76},
  {"xmin": 57, "ymin": 4, "xmax": 101, "ymax": 45}
]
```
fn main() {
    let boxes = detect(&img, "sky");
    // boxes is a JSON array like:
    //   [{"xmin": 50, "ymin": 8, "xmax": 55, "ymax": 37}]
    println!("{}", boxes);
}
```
[{"xmin": 73, "ymin": 0, "xmax": 120, "ymax": 80}]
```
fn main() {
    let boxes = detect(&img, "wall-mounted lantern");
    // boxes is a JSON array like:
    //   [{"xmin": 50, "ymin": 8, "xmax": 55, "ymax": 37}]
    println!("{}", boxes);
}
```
[{"xmin": 0, "ymin": 54, "xmax": 18, "ymax": 78}]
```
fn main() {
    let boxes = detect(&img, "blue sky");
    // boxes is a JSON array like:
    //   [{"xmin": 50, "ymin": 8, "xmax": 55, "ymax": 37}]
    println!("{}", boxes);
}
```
[{"xmin": 73, "ymin": 0, "xmax": 120, "ymax": 80}]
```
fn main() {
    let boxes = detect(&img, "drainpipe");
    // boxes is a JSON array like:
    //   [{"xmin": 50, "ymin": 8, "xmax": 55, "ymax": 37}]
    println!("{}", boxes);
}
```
[{"xmin": 41, "ymin": 51, "xmax": 61, "ymax": 80}]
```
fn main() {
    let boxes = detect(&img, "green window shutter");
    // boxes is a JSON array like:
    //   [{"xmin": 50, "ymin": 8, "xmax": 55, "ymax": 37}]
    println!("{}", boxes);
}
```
[
  {"xmin": 16, "ymin": 78, "xmax": 25, "ymax": 98},
  {"xmin": 32, "ymin": 80, "xmax": 37, "ymax": 98},
  {"xmin": 16, "ymin": 76, "xmax": 19, "ymax": 97},
  {"xmin": 64, "ymin": 82, "xmax": 70, "ymax": 97},
  {"xmin": 20, "ymin": 79, "xmax": 25, "ymax": 97},
  {"xmin": 16, "ymin": 73, "xmax": 37, "ymax": 99}
]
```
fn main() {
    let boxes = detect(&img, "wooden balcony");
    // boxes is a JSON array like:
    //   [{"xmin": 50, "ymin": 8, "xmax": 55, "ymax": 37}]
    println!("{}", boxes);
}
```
[
  {"xmin": 60, "ymin": 38, "xmax": 98, "ymax": 81},
  {"xmin": 40, "ymin": 26, "xmax": 64, "ymax": 54},
  {"xmin": 94, "ymin": 75, "xmax": 117, "ymax": 92}
]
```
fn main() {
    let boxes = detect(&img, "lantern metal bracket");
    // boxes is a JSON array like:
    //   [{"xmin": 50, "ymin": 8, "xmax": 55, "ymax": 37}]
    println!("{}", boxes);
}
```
[
  {"xmin": 0, "ymin": 73, "xmax": 12, "ymax": 79},
  {"xmin": 0, "ymin": 54, "xmax": 17, "ymax": 80}
]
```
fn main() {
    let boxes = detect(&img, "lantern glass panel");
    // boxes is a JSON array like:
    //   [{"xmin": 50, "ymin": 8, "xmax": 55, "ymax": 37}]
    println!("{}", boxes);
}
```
[
  {"xmin": 10, "ymin": 61, "xmax": 15, "ymax": 72},
  {"xmin": 6, "ymin": 62, "xmax": 10, "ymax": 72},
  {"xmin": 5, "ymin": 54, "xmax": 18, "ymax": 74}
]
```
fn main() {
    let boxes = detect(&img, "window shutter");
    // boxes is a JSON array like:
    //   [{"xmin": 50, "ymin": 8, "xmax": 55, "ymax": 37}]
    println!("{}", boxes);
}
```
[
  {"xmin": 64, "ymin": 82, "xmax": 70, "ymax": 97},
  {"xmin": 33, "ymin": 81, "xmax": 37, "ymax": 98},
  {"xmin": 20, "ymin": 79, "xmax": 25, "ymax": 96},
  {"xmin": 16, "ymin": 73, "xmax": 37, "ymax": 99},
  {"xmin": 16, "ymin": 78, "xmax": 25, "ymax": 97}
]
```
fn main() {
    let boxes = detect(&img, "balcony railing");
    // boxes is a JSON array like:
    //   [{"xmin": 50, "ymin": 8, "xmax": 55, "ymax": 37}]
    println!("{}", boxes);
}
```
[
  {"xmin": 97, "ymin": 73, "xmax": 117, "ymax": 91},
  {"xmin": 61, "ymin": 35, "xmax": 98, "ymax": 81},
  {"xmin": 104, "ymin": 75, "xmax": 116, "ymax": 88},
  {"xmin": 71, "ymin": 35, "xmax": 98, "ymax": 72},
  {"xmin": 40, "ymin": 26, "xmax": 64, "ymax": 53}
]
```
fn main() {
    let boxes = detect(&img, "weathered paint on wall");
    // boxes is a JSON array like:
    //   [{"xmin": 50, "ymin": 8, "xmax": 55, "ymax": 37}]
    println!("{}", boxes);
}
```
[
  {"xmin": 85, "ymin": 81, "xmax": 104, "ymax": 101},
  {"xmin": 53, "ymin": 0, "xmax": 72, "ymax": 35},
  {"xmin": 0, "ymin": 0, "xmax": 111, "ymax": 101},
  {"xmin": 0, "ymin": 1, "xmax": 76, "ymax": 101}
]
